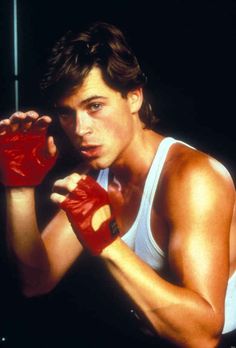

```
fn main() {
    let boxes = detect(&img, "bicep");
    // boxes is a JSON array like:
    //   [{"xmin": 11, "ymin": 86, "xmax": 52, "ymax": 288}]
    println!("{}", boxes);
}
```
[
  {"xmin": 168, "ymin": 222, "xmax": 228, "ymax": 312},
  {"xmin": 166, "ymin": 164, "xmax": 234, "ymax": 312}
]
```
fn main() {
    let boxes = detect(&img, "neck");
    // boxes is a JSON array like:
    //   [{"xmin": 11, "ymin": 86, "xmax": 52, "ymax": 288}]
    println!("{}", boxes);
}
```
[{"xmin": 110, "ymin": 129, "xmax": 163, "ymax": 187}]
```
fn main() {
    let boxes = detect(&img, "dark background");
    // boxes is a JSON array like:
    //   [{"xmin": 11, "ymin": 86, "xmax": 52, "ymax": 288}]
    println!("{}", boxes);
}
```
[
  {"xmin": 0, "ymin": 0, "xmax": 235, "ymax": 347},
  {"xmin": 0, "ymin": 0, "xmax": 235, "ymax": 167}
]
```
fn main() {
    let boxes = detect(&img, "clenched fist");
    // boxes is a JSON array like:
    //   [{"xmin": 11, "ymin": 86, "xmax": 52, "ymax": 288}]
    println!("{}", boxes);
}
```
[{"xmin": 51, "ymin": 173, "xmax": 119, "ymax": 255}]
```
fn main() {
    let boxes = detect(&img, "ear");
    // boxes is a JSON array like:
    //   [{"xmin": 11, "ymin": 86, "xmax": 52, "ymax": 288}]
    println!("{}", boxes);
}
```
[{"xmin": 127, "ymin": 88, "xmax": 143, "ymax": 114}]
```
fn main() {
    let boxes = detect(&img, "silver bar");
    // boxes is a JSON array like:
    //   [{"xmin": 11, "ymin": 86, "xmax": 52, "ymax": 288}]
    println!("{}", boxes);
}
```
[{"xmin": 13, "ymin": 0, "xmax": 19, "ymax": 110}]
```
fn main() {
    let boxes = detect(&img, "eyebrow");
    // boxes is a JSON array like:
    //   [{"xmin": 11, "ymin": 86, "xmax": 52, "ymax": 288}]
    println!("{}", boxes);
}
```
[
  {"xmin": 80, "ymin": 95, "xmax": 107, "ymax": 106},
  {"xmin": 54, "ymin": 106, "xmax": 74, "ymax": 114},
  {"xmin": 55, "ymin": 95, "xmax": 108, "ymax": 113}
]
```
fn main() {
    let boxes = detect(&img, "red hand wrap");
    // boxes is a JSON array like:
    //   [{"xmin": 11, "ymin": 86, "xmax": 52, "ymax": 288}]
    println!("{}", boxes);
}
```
[
  {"xmin": 0, "ymin": 130, "xmax": 57, "ymax": 186},
  {"xmin": 60, "ymin": 176, "xmax": 119, "ymax": 255}
]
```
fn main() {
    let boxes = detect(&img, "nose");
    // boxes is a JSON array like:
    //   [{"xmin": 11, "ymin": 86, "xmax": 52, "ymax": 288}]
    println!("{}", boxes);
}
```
[{"xmin": 75, "ymin": 111, "xmax": 92, "ymax": 137}]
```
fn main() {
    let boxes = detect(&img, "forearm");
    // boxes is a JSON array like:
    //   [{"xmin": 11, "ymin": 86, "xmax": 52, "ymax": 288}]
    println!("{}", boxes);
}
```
[
  {"xmin": 53, "ymin": 174, "xmax": 224, "ymax": 346},
  {"xmin": 6, "ymin": 187, "xmax": 51, "ymax": 295},
  {"xmin": 101, "ymin": 238, "xmax": 222, "ymax": 348}
]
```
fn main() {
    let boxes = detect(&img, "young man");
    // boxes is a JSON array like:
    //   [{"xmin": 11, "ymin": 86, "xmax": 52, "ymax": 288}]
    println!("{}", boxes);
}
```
[{"xmin": 0, "ymin": 22, "xmax": 235, "ymax": 347}]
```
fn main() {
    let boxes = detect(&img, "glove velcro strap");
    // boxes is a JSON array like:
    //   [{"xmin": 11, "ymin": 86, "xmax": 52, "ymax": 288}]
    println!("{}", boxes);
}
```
[{"xmin": 71, "ymin": 217, "xmax": 119, "ymax": 255}]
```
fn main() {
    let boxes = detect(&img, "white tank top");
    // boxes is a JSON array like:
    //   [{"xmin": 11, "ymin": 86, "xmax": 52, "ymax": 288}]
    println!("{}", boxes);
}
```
[
  {"xmin": 97, "ymin": 137, "xmax": 179, "ymax": 270},
  {"xmin": 96, "ymin": 136, "xmax": 236, "ymax": 334}
]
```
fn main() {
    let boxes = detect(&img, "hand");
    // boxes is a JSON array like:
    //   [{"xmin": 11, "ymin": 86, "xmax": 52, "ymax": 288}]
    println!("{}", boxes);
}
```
[
  {"xmin": 51, "ymin": 173, "xmax": 119, "ymax": 255},
  {"xmin": 0, "ymin": 110, "xmax": 57, "ymax": 187}
]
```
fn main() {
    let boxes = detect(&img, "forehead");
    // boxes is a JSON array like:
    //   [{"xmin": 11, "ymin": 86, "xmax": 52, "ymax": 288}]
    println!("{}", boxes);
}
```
[{"xmin": 58, "ymin": 67, "xmax": 121, "ymax": 107}]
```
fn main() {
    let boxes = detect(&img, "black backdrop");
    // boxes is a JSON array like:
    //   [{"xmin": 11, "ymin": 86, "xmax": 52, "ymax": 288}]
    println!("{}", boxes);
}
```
[
  {"xmin": 0, "ymin": 1, "xmax": 235, "ymax": 347},
  {"xmin": 1, "ymin": 0, "xmax": 236, "ymax": 167}
]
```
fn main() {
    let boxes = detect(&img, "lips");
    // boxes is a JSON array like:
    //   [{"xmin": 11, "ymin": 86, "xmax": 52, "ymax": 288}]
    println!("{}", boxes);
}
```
[{"xmin": 80, "ymin": 145, "xmax": 101, "ymax": 158}]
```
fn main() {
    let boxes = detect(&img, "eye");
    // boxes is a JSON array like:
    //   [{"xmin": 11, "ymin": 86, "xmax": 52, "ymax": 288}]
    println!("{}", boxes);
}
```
[
  {"xmin": 59, "ymin": 113, "xmax": 71, "ymax": 120},
  {"xmin": 88, "ymin": 102, "xmax": 103, "ymax": 112},
  {"xmin": 56, "ymin": 109, "xmax": 75, "ymax": 121}
]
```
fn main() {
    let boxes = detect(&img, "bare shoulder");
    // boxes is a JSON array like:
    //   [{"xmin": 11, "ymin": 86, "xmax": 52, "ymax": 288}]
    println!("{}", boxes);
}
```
[
  {"xmin": 155, "ymin": 142, "xmax": 235, "ymax": 285},
  {"xmin": 169, "ymin": 143, "xmax": 234, "ymax": 186},
  {"xmin": 158, "ymin": 142, "xmax": 235, "ymax": 220}
]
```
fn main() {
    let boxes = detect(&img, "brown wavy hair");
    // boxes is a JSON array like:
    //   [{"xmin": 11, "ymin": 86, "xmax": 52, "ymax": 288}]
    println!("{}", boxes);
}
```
[{"xmin": 41, "ymin": 21, "xmax": 158, "ymax": 129}]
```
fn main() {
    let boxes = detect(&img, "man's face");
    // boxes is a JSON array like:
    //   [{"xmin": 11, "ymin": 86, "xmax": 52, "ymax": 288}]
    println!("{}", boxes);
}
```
[{"xmin": 56, "ymin": 67, "xmax": 140, "ymax": 169}]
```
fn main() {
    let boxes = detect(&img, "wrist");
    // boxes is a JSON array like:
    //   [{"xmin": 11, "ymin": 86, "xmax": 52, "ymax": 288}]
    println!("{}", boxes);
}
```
[
  {"xmin": 100, "ymin": 236, "xmax": 123, "ymax": 258},
  {"xmin": 6, "ymin": 186, "xmax": 35, "ymax": 201}
]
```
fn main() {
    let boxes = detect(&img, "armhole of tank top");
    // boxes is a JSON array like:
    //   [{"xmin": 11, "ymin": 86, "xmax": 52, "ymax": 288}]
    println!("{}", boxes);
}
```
[
  {"xmin": 146, "ymin": 137, "xmax": 196, "ymax": 257},
  {"xmin": 145, "ymin": 137, "xmax": 179, "ymax": 257},
  {"xmin": 123, "ymin": 138, "xmax": 176, "ymax": 250}
]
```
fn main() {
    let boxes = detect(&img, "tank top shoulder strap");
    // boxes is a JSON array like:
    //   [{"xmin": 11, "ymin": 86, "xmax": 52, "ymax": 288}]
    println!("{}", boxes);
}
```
[
  {"xmin": 96, "ymin": 137, "xmax": 193, "ymax": 196},
  {"xmin": 142, "ymin": 136, "xmax": 178, "ymax": 202}
]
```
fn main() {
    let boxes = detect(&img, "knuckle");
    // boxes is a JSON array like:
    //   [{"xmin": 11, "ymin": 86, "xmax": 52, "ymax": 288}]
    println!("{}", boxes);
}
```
[
  {"xmin": 11, "ymin": 111, "xmax": 24, "ymax": 118},
  {"xmin": 67, "ymin": 181, "xmax": 77, "ymax": 192},
  {"xmin": 60, "ymin": 177, "xmax": 71, "ymax": 188},
  {"xmin": 50, "ymin": 192, "xmax": 56, "ymax": 200},
  {"xmin": 69, "ymin": 173, "xmax": 81, "ymax": 182},
  {"xmin": 27, "ymin": 110, "xmax": 38, "ymax": 116},
  {"xmin": 53, "ymin": 179, "xmax": 63, "ymax": 188}
]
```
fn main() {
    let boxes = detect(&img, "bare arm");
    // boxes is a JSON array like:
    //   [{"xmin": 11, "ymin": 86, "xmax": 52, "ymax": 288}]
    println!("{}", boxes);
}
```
[
  {"xmin": 6, "ymin": 187, "xmax": 52, "ymax": 295},
  {"xmin": 6, "ymin": 187, "xmax": 82, "ymax": 297},
  {"xmin": 1, "ymin": 111, "xmax": 82, "ymax": 297},
  {"xmin": 100, "ymin": 156, "xmax": 235, "ymax": 347}
]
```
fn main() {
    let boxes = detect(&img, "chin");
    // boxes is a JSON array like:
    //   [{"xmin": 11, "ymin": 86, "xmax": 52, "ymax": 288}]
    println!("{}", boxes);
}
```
[{"xmin": 89, "ymin": 157, "xmax": 112, "ymax": 170}]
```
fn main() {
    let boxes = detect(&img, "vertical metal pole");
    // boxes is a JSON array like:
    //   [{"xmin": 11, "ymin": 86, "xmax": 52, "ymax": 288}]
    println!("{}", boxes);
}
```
[{"xmin": 13, "ymin": 0, "xmax": 19, "ymax": 110}]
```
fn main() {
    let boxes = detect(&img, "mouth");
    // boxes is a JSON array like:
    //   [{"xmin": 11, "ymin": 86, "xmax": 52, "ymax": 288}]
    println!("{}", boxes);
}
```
[{"xmin": 80, "ymin": 145, "xmax": 101, "ymax": 158}]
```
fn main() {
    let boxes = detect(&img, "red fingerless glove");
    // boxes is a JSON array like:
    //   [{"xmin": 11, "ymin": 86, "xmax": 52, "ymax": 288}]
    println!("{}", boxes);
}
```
[
  {"xmin": 60, "ymin": 176, "xmax": 119, "ymax": 255},
  {"xmin": 0, "ymin": 130, "xmax": 57, "ymax": 187}
]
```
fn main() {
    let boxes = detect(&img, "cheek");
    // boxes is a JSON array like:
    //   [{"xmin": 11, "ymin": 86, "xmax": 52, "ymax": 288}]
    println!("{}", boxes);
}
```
[
  {"xmin": 104, "ymin": 106, "xmax": 132, "ymax": 134},
  {"xmin": 114, "ymin": 112, "xmax": 133, "ymax": 137},
  {"xmin": 103, "ymin": 120, "xmax": 133, "ymax": 152},
  {"xmin": 102, "ymin": 119, "xmax": 125, "ymax": 140}
]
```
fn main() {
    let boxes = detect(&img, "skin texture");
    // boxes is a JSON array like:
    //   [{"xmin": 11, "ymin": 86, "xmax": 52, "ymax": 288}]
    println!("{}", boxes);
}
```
[{"xmin": 2, "ymin": 67, "xmax": 236, "ymax": 348}]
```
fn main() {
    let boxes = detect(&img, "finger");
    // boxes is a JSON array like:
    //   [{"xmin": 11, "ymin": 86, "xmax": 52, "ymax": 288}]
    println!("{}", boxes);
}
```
[
  {"xmin": 53, "ymin": 173, "xmax": 82, "ymax": 187},
  {"xmin": 25, "ymin": 110, "xmax": 39, "ymax": 120},
  {"xmin": 33, "ymin": 116, "xmax": 52, "ymax": 131},
  {"xmin": 21, "ymin": 110, "xmax": 40, "ymax": 131},
  {"xmin": 9, "ymin": 111, "xmax": 26, "ymax": 132},
  {"xmin": 69, "ymin": 172, "xmax": 83, "ymax": 183},
  {"xmin": 9, "ymin": 111, "xmax": 25, "ymax": 123},
  {"xmin": 53, "ymin": 178, "xmax": 78, "ymax": 193},
  {"xmin": 47, "ymin": 136, "xmax": 57, "ymax": 157},
  {"xmin": 50, "ymin": 192, "xmax": 67, "ymax": 204},
  {"xmin": 52, "ymin": 173, "xmax": 82, "ymax": 194},
  {"xmin": 9, "ymin": 111, "xmax": 39, "ymax": 132},
  {"xmin": 0, "ymin": 119, "xmax": 11, "ymax": 135}
]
